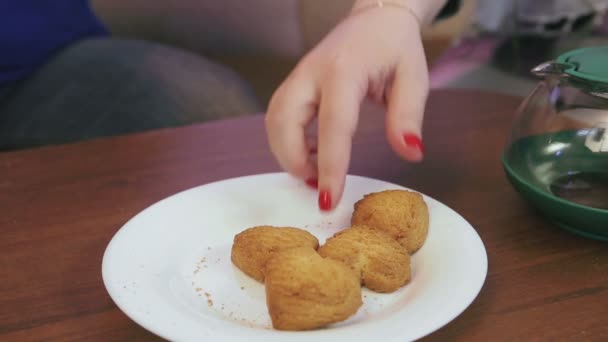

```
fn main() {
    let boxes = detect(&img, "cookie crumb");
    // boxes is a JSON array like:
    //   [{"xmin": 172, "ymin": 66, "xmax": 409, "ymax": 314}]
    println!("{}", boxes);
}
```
[
  {"xmin": 207, "ymin": 299, "xmax": 213, "ymax": 307},
  {"xmin": 204, "ymin": 292, "xmax": 211, "ymax": 298},
  {"xmin": 240, "ymin": 286, "xmax": 245, "ymax": 290},
  {"xmin": 195, "ymin": 288, "xmax": 202, "ymax": 292}
]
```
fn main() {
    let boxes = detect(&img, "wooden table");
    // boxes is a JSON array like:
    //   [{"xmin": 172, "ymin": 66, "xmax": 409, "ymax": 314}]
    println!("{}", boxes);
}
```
[{"xmin": 1, "ymin": 90, "xmax": 607, "ymax": 341}]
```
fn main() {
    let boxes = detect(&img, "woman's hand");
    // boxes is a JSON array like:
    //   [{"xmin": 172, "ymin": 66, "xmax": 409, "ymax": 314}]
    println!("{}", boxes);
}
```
[{"xmin": 265, "ymin": 0, "xmax": 444, "ymax": 211}]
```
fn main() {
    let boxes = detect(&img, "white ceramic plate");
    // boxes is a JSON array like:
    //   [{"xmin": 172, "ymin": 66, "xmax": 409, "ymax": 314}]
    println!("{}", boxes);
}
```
[{"xmin": 102, "ymin": 173, "xmax": 487, "ymax": 342}]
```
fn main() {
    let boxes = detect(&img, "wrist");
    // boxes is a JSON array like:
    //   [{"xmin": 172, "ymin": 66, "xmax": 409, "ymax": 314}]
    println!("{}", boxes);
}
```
[{"xmin": 351, "ymin": 0, "xmax": 448, "ymax": 27}]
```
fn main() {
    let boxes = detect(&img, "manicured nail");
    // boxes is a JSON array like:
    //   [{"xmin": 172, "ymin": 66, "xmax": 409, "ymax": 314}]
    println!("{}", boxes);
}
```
[
  {"xmin": 305, "ymin": 178, "xmax": 318, "ymax": 189},
  {"xmin": 403, "ymin": 133, "xmax": 424, "ymax": 154},
  {"xmin": 318, "ymin": 190, "xmax": 332, "ymax": 211},
  {"xmin": 309, "ymin": 146, "xmax": 318, "ymax": 154}
]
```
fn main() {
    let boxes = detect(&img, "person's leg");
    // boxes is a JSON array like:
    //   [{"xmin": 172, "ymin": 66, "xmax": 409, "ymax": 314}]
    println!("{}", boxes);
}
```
[
  {"xmin": 0, "ymin": 37, "xmax": 262, "ymax": 150},
  {"xmin": 0, "ymin": 86, "xmax": 15, "ymax": 105}
]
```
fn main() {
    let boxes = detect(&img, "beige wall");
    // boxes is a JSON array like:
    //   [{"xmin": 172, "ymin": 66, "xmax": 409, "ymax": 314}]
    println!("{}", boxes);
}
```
[{"xmin": 91, "ymin": 0, "xmax": 306, "ymax": 57}]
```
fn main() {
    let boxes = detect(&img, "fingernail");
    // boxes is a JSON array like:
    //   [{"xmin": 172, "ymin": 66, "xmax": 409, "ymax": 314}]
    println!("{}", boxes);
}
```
[
  {"xmin": 305, "ymin": 178, "xmax": 318, "ymax": 189},
  {"xmin": 403, "ymin": 133, "xmax": 424, "ymax": 154},
  {"xmin": 309, "ymin": 146, "xmax": 318, "ymax": 155},
  {"xmin": 318, "ymin": 190, "xmax": 332, "ymax": 211}
]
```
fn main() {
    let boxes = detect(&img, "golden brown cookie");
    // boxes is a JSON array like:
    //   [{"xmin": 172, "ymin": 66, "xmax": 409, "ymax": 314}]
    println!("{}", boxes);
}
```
[
  {"xmin": 318, "ymin": 225, "xmax": 410, "ymax": 293},
  {"xmin": 264, "ymin": 247, "xmax": 362, "ymax": 331},
  {"xmin": 231, "ymin": 226, "xmax": 319, "ymax": 282},
  {"xmin": 351, "ymin": 190, "xmax": 429, "ymax": 254}
]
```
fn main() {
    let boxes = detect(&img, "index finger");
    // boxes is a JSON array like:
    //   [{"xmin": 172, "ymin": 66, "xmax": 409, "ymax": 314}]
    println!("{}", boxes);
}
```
[{"xmin": 317, "ymin": 72, "xmax": 365, "ymax": 211}]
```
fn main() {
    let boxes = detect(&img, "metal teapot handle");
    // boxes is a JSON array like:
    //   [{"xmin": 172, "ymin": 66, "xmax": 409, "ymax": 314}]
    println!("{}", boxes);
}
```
[{"xmin": 531, "ymin": 61, "xmax": 572, "ymax": 79}]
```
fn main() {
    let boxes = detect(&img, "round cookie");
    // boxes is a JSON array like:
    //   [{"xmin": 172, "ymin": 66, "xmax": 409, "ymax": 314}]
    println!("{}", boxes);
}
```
[
  {"xmin": 351, "ymin": 190, "xmax": 429, "ymax": 254},
  {"xmin": 231, "ymin": 226, "xmax": 319, "ymax": 282}
]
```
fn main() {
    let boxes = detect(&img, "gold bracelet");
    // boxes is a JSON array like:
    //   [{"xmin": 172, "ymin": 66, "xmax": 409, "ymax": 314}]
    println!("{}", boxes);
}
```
[{"xmin": 350, "ymin": 0, "xmax": 422, "ymax": 26}]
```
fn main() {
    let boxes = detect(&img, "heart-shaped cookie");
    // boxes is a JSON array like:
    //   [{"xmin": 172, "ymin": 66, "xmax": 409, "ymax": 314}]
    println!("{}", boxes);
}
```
[
  {"xmin": 264, "ymin": 247, "xmax": 362, "ymax": 330},
  {"xmin": 319, "ymin": 225, "xmax": 410, "ymax": 293},
  {"xmin": 351, "ymin": 190, "xmax": 429, "ymax": 254},
  {"xmin": 231, "ymin": 226, "xmax": 319, "ymax": 282}
]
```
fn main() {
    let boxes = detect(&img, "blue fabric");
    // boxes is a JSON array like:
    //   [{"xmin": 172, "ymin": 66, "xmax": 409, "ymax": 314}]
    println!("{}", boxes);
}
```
[{"xmin": 0, "ymin": 1, "xmax": 108, "ymax": 84}]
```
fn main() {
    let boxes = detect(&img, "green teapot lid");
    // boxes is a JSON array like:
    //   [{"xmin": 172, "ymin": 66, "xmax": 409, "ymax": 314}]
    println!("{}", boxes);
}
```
[{"xmin": 556, "ymin": 46, "xmax": 608, "ymax": 84}]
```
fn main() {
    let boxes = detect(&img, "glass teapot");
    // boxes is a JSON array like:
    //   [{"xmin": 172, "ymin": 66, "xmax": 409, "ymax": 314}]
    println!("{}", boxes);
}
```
[{"xmin": 502, "ymin": 46, "xmax": 608, "ymax": 240}]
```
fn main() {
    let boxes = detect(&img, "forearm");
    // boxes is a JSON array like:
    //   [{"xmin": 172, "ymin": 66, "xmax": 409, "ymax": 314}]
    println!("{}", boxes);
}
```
[{"xmin": 352, "ymin": 0, "xmax": 449, "ymax": 26}]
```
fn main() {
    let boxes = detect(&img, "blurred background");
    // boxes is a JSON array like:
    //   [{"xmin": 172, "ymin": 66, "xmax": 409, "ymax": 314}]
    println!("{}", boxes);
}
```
[{"xmin": 91, "ymin": 0, "xmax": 608, "ymax": 104}]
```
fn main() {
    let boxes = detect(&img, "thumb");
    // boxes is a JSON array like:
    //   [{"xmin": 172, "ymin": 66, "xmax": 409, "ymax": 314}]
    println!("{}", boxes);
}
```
[{"xmin": 385, "ymin": 59, "xmax": 429, "ymax": 162}]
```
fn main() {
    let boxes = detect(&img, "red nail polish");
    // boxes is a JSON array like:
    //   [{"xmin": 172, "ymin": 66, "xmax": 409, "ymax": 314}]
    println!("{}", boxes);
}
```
[
  {"xmin": 305, "ymin": 178, "xmax": 318, "ymax": 189},
  {"xmin": 403, "ymin": 134, "xmax": 425, "ymax": 153},
  {"xmin": 309, "ymin": 146, "xmax": 318, "ymax": 154},
  {"xmin": 318, "ymin": 190, "xmax": 332, "ymax": 211}
]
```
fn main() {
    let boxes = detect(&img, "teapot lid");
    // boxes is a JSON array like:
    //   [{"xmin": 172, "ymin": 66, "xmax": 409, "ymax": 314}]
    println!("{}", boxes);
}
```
[{"xmin": 556, "ymin": 46, "xmax": 608, "ymax": 84}]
